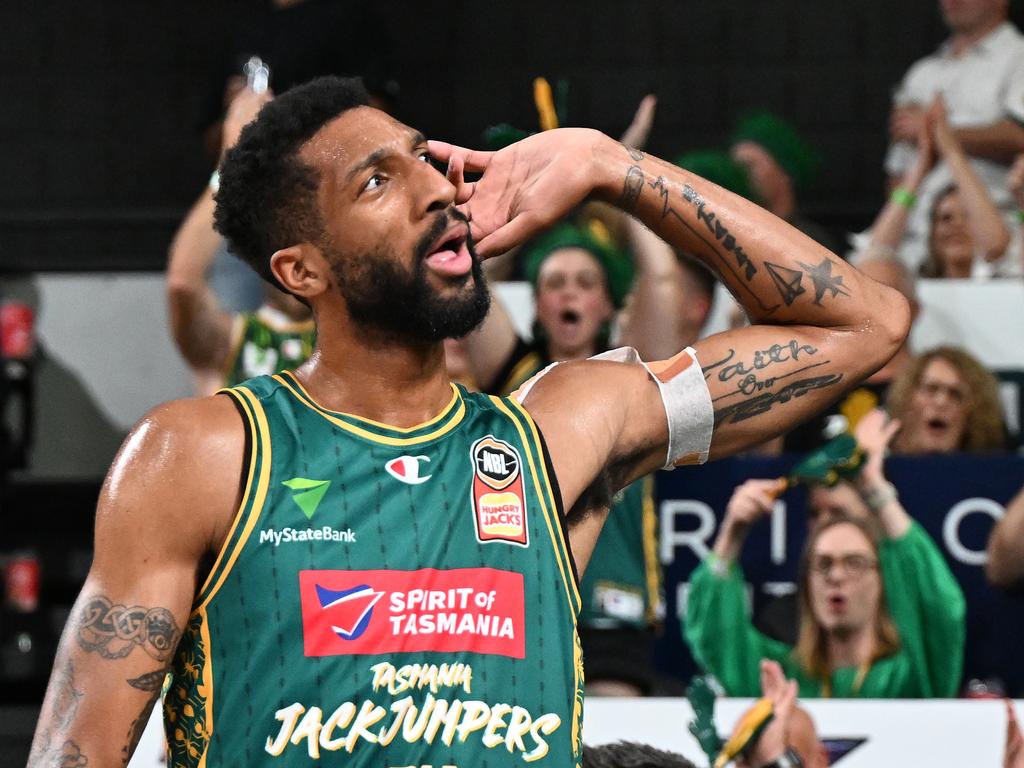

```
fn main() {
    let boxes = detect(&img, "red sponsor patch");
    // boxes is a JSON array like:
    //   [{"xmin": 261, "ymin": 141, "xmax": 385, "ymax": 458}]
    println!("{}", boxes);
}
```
[
  {"xmin": 300, "ymin": 568, "xmax": 525, "ymax": 658},
  {"xmin": 470, "ymin": 436, "xmax": 529, "ymax": 546}
]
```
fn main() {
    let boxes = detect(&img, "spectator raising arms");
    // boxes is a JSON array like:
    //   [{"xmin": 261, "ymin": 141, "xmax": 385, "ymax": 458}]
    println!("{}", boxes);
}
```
[
  {"xmin": 870, "ymin": 96, "xmax": 1010, "ymax": 277},
  {"xmin": 684, "ymin": 409, "xmax": 966, "ymax": 698},
  {"xmin": 167, "ymin": 87, "xmax": 316, "ymax": 395}
]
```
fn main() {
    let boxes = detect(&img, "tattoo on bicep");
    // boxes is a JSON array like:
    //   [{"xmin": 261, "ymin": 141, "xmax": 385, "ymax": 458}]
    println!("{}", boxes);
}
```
[
  {"xmin": 764, "ymin": 262, "xmax": 806, "ymax": 305},
  {"xmin": 127, "ymin": 669, "xmax": 167, "ymax": 692},
  {"xmin": 714, "ymin": 372, "xmax": 844, "ymax": 425},
  {"xmin": 619, "ymin": 165, "xmax": 645, "ymax": 212},
  {"xmin": 701, "ymin": 340, "xmax": 818, "ymax": 382},
  {"xmin": 77, "ymin": 595, "xmax": 181, "ymax": 662}
]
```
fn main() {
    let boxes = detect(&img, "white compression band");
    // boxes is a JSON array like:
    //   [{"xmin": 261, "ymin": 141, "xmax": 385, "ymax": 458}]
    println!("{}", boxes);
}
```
[{"xmin": 592, "ymin": 346, "xmax": 713, "ymax": 468}]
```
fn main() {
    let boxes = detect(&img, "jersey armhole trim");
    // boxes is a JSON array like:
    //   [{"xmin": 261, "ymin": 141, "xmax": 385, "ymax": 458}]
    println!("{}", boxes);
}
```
[
  {"xmin": 193, "ymin": 387, "xmax": 272, "ymax": 610},
  {"xmin": 535, "ymin": 423, "xmax": 581, "ymax": 592}
]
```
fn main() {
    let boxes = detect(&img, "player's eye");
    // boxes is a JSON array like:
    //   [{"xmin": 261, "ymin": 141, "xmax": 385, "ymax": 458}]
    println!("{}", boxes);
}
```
[{"xmin": 363, "ymin": 174, "xmax": 384, "ymax": 192}]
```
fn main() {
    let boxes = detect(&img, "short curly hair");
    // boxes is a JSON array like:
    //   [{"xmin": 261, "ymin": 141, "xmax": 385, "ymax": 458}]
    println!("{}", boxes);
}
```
[
  {"xmin": 213, "ymin": 76, "xmax": 370, "ymax": 288},
  {"xmin": 886, "ymin": 345, "xmax": 1007, "ymax": 452}
]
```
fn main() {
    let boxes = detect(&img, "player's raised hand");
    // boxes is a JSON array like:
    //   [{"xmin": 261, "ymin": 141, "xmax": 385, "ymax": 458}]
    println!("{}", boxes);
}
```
[{"xmin": 429, "ymin": 128, "xmax": 608, "ymax": 258}]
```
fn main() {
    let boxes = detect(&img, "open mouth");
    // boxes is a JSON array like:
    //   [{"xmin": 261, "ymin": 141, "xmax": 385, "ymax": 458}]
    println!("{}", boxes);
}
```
[
  {"xmin": 926, "ymin": 417, "xmax": 949, "ymax": 433},
  {"xmin": 424, "ymin": 226, "xmax": 472, "ymax": 277},
  {"xmin": 827, "ymin": 594, "xmax": 846, "ymax": 612},
  {"xmin": 559, "ymin": 309, "xmax": 581, "ymax": 326}
]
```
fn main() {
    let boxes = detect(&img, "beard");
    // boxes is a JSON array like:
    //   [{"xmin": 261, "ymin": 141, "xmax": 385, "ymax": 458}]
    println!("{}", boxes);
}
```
[{"xmin": 328, "ymin": 210, "xmax": 491, "ymax": 343}]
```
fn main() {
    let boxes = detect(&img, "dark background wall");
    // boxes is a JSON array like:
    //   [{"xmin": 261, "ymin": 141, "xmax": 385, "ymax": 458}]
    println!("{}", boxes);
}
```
[{"xmin": 0, "ymin": 1, "xmax": 975, "ymax": 271}]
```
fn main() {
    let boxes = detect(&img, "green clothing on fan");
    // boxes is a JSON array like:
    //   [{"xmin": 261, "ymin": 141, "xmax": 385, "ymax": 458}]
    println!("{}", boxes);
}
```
[
  {"xmin": 165, "ymin": 372, "xmax": 584, "ymax": 767},
  {"xmin": 578, "ymin": 477, "xmax": 662, "ymax": 629},
  {"xmin": 490, "ymin": 337, "xmax": 661, "ymax": 630},
  {"xmin": 223, "ymin": 307, "xmax": 316, "ymax": 387},
  {"xmin": 684, "ymin": 521, "xmax": 965, "ymax": 698}
]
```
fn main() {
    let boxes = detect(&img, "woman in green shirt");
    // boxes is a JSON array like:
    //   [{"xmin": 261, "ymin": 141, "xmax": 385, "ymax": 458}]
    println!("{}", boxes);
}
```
[{"xmin": 684, "ymin": 409, "xmax": 966, "ymax": 698}]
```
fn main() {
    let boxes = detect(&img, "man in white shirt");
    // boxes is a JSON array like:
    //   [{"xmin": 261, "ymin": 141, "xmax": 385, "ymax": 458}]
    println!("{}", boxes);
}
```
[{"xmin": 886, "ymin": 0, "xmax": 1024, "ymax": 274}]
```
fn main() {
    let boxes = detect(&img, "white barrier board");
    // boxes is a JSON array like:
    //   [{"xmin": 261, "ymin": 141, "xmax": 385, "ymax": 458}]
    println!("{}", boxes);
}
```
[{"xmin": 584, "ymin": 696, "xmax": 1017, "ymax": 767}]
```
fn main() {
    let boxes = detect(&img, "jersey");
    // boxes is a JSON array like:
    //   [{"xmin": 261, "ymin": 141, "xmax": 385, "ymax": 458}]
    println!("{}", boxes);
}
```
[
  {"xmin": 165, "ymin": 371, "xmax": 584, "ymax": 767},
  {"xmin": 491, "ymin": 337, "xmax": 662, "ymax": 631},
  {"xmin": 223, "ymin": 306, "xmax": 316, "ymax": 387}
]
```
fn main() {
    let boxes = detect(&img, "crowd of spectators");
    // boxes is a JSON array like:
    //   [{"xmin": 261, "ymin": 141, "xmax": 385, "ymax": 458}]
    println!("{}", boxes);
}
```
[{"xmin": 152, "ymin": 0, "xmax": 1024, "ymax": 763}]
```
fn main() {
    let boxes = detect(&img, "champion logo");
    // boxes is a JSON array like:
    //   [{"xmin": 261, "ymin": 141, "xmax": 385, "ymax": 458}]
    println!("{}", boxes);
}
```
[
  {"xmin": 385, "ymin": 455, "xmax": 432, "ymax": 485},
  {"xmin": 314, "ymin": 583, "xmax": 384, "ymax": 641}
]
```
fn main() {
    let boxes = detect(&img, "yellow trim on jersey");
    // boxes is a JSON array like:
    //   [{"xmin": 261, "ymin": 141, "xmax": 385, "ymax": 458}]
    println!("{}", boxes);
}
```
[
  {"xmin": 197, "ymin": 608, "xmax": 214, "ymax": 768},
  {"xmin": 500, "ymin": 351, "xmax": 544, "ymax": 396},
  {"xmin": 195, "ymin": 387, "xmax": 272, "ymax": 610},
  {"xmin": 220, "ymin": 314, "xmax": 248, "ymax": 382},
  {"xmin": 640, "ymin": 476, "xmax": 661, "ymax": 625},
  {"xmin": 489, "ymin": 396, "xmax": 581, "ymax": 614},
  {"xmin": 274, "ymin": 372, "xmax": 467, "ymax": 446}
]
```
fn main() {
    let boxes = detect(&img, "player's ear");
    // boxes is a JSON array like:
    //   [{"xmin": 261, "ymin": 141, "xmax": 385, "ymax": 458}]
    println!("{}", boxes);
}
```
[{"xmin": 270, "ymin": 244, "xmax": 330, "ymax": 299}]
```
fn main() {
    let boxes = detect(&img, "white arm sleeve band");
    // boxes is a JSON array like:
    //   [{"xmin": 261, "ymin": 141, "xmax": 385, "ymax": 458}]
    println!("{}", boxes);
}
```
[{"xmin": 592, "ymin": 346, "xmax": 713, "ymax": 468}]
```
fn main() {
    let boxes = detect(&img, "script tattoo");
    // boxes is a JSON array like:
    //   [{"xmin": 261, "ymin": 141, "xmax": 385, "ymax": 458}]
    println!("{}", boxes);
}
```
[
  {"xmin": 681, "ymin": 183, "xmax": 757, "ymax": 281},
  {"xmin": 715, "ymin": 373, "xmax": 844, "ymax": 424},
  {"xmin": 619, "ymin": 165, "xmax": 645, "ymax": 211},
  {"xmin": 701, "ymin": 340, "xmax": 818, "ymax": 383},
  {"xmin": 77, "ymin": 595, "xmax": 181, "ymax": 662},
  {"xmin": 641, "ymin": 176, "xmax": 777, "ymax": 313}
]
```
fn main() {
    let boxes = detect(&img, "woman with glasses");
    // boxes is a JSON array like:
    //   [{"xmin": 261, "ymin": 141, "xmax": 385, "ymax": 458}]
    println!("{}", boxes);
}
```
[{"xmin": 683, "ymin": 409, "xmax": 966, "ymax": 697}]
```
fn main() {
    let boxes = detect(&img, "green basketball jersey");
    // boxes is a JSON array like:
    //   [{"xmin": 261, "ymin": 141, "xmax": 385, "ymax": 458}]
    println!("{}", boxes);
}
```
[
  {"xmin": 492, "ymin": 340, "xmax": 661, "ymax": 631},
  {"xmin": 165, "ymin": 371, "xmax": 584, "ymax": 767},
  {"xmin": 223, "ymin": 308, "xmax": 316, "ymax": 388},
  {"xmin": 577, "ymin": 477, "xmax": 662, "ymax": 629}
]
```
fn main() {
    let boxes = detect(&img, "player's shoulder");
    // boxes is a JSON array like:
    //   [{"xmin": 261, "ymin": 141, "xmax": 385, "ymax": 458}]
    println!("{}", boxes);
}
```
[{"xmin": 118, "ymin": 394, "xmax": 246, "ymax": 476}]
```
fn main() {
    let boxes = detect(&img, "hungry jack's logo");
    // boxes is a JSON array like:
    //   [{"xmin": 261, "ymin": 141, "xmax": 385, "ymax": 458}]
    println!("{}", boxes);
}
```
[{"xmin": 470, "ymin": 436, "xmax": 528, "ymax": 546}]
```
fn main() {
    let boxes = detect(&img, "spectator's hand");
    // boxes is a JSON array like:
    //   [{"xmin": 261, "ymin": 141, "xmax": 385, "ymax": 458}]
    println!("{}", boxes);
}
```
[
  {"xmin": 854, "ymin": 408, "xmax": 900, "ymax": 486},
  {"xmin": 725, "ymin": 479, "xmax": 782, "ymax": 530},
  {"xmin": 736, "ymin": 660, "xmax": 798, "ymax": 768},
  {"xmin": 1008, "ymin": 154, "xmax": 1024, "ymax": 211},
  {"xmin": 429, "ymin": 128, "xmax": 609, "ymax": 258},
  {"xmin": 222, "ymin": 87, "xmax": 273, "ymax": 156},
  {"xmin": 1006, "ymin": 700, "xmax": 1024, "ymax": 768},
  {"xmin": 620, "ymin": 94, "xmax": 657, "ymax": 152},
  {"xmin": 906, "ymin": 108, "xmax": 937, "ymax": 187},
  {"xmin": 928, "ymin": 95, "xmax": 960, "ymax": 158},
  {"xmin": 890, "ymin": 103, "xmax": 926, "ymax": 144}
]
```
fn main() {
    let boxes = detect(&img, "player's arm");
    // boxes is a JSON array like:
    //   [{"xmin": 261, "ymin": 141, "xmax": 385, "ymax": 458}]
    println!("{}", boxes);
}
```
[{"xmin": 27, "ymin": 397, "xmax": 244, "ymax": 767}]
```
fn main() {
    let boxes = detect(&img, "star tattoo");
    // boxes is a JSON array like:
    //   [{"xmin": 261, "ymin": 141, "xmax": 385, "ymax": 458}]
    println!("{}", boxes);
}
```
[{"xmin": 796, "ymin": 258, "xmax": 850, "ymax": 305}]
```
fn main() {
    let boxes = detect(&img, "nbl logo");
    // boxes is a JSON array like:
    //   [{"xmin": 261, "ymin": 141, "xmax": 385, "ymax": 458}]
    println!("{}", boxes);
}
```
[
  {"xmin": 473, "ymin": 438, "xmax": 519, "ymax": 490},
  {"xmin": 470, "ymin": 436, "xmax": 528, "ymax": 546}
]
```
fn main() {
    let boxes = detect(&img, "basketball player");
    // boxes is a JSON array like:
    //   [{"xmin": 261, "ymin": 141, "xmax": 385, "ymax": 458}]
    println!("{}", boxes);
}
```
[{"xmin": 29, "ymin": 77, "xmax": 909, "ymax": 767}]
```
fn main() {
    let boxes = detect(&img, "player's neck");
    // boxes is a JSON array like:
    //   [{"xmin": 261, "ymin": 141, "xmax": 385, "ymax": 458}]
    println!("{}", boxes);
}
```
[{"xmin": 294, "ymin": 321, "xmax": 454, "ymax": 429}]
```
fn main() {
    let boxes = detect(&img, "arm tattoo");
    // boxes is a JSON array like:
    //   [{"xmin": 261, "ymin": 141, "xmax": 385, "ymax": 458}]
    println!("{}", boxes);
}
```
[
  {"xmin": 764, "ymin": 262, "xmax": 806, "ymax": 305},
  {"xmin": 626, "ymin": 145, "xmax": 645, "ymax": 162},
  {"xmin": 28, "ymin": 661, "xmax": 87, "ymax": 766},
  {"xmin": 701, "ymin": 340, "xmax": 818, "ymax": 382},
  {"xmin": 77, "ymin": 595, "xmax": 181, "ymax": 662},
  {"xmin": 127, "ymin": 669, "xmax": 168, "ymax": 692},
  {"xmin": 121, "ymin": 692, "xmax": 161, "ymax": 766},
  {"xmin": 619, "ymin": 165, "xmax": 645, "ymax": 212},
  {"xmin": 714, "ymin": 373, "xmax": 844, "ymax": 425},
  {"xmin": 797, "ymin": 257, "xmax": 851, "ymax": 304}
]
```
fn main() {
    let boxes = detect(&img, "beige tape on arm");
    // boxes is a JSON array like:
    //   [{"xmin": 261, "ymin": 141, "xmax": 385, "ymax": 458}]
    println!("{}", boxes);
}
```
[{"xmin": 592, "ymin": 346, "xmax": 713, "ymax": 468}]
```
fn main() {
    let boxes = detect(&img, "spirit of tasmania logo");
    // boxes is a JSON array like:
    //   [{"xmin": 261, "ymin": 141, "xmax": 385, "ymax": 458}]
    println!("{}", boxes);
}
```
[
  {"xmin": 470, "ymin": 435, "xmax": 529, "ymax": 546},
  {"xmin": 299, "ymin": 568, "xmax": 525, "ymax": 658}
]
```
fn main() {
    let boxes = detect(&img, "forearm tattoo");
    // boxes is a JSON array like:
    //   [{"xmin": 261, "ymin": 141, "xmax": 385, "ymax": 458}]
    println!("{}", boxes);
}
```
[
  {"xmin": 617, "ymin": 148, "xmax": 853, "ymax": 313},
  {"xmin": 77, "ymin": 595, "xmax": 181, "ymax": 662},
  {"xmin": 28, "ymin": 661, "xmax": 88, "ymax": 767}
]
